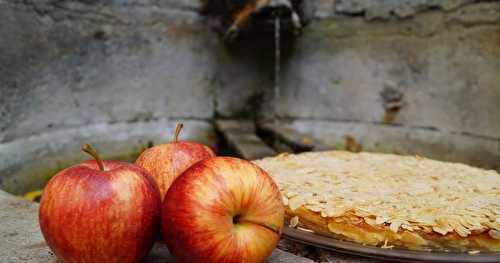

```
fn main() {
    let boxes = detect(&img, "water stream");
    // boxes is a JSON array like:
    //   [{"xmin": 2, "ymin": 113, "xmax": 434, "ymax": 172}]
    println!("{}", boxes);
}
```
[{"xmin": 274, "ymin": 16, "xmax": 281, "ymax": 117}]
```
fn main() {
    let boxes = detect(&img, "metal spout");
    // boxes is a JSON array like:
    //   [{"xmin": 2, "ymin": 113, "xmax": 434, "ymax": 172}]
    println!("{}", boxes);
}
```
[
  {"xmin": 224, "ymin": 0, "xmax": 302, "ymax": 41},
  {"xmin": 256, "ymin": 0, "xmax": 293, "ymax": 15}
]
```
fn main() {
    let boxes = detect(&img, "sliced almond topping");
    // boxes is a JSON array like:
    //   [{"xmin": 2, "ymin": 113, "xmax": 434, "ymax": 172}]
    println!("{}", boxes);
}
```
[
  {"xmin": 433, "ymin": 226, "xmax": 450, "ymax": 236},
  {"xmin": 297, "ymin": 227, "xmax": 314, "ymax": 233},
  {"xmin": 365, "ymin": 218, "xmax": 377, "ymax": 226},
  {"xmin": 381, "ymin": 239, "xmax": 394, "ymax": 249},
  {"xmin": 376, "ymin": 216, "xmax": 390, "ymax": 225},
  {"xmin": 254, "ymin": 151, "xmax": 500, "ymax": 240},
  {"xmin": 288, "ymin": 196, "xmax": 304, "ymax": 211},
  {"xmin": 389, "ymin": 220, "xmax": 403, "ymax": 233},
  {"xmin": 289, "ymin": 216, "xmax": 299, "ymax": 228},
  {"xmin": 282, "ymin": 195, "xmax": 289, "ymax": 206},
  {"xmin": 489, "ymin": 230, "xmax": 500, "ymax": 240}
]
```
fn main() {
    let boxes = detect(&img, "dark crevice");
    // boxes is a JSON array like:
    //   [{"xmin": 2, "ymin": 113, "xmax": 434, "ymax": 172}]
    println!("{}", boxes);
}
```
[
  {"xmin": 213, "ymin": 124, "xmax": 243, "ymax": 158},
  {"xmin": 256, "ymin": 123, "xmax": 312, "ymax": 154}
]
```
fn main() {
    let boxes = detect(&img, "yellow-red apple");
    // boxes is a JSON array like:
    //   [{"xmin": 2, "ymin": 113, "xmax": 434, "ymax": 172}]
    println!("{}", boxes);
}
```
[
  {"xmin": 162, "ymin": 157, "xmax": 284, "ymax": 263},
  {"xmin": 39, "ymin": 144, "xmax": 161, "ymax": 263},
  {"xmin": 135, "ymin": 123, "xmax": 215, "ymax": 201}
]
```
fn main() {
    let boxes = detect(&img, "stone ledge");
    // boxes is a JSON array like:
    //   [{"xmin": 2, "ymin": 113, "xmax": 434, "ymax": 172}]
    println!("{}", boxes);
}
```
[
  {"xmin": 215, "ymin": 120, "xmax": 276, "ymax": 160},
  {"xmin": 261, "ymin": 120, "xmax": 500, "ymax": 169},
  {"xmin": 0, "ymin": 119, "xmax": 215, "ymax": 195}
]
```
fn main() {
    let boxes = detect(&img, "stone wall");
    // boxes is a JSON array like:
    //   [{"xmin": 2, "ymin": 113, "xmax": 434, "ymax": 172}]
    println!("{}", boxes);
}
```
[
  {"xmin": 270, "ymin": 0, "xmax": 500, "ymax": 140},
  {"xmin": 0, "ymin": 0, "xmax": 218, "ymax": 142},
  {"xmin": 261, "ymin": 0, "xmax": 500, "ymax": 168},
  {"xmin": 1, "ymin": 0, "xmax": 499, "ymax": 167}
]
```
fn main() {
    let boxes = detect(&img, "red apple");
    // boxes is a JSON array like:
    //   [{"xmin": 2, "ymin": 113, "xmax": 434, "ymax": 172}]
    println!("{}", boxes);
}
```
[
  {"xmin": 135, "ymin": 123, "xmax": 215, "ymax": 201},
  {"xmin": 39, "ymin": 144, "xmax": 161, "ymax": 263},
  {"xmin": 162, "ymin": 157, "xmax": 284, "ymax": 263}
]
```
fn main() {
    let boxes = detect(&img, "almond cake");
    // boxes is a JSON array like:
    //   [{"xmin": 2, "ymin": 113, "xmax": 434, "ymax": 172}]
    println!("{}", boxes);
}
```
[{"xmin": 254, "ymin": 151, "xmax": 500, "ymax": 252}]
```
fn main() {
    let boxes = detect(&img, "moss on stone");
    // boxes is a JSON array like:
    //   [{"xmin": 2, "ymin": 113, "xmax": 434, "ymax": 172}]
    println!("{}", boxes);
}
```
[{"xmin": 2, "ymin": 145, "xmax": 148, "ymax": 197}]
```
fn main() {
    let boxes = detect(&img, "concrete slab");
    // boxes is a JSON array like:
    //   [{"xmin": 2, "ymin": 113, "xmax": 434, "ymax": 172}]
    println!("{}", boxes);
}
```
[{"xmin": 216, "ymin": 120, "xmax": 276, "ymax": 160}]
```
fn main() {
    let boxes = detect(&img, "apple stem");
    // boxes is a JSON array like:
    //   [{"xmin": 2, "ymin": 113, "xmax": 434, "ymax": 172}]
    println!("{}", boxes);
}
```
[
  {"xmin": 236, "ymin": 218, "xmax": 281, "ymax": 235},
  {"xmin": 173, "ymin": 123, "xmax": 184, "ymax": 143},
  {"xmin": 81, "ymin": 144, "xmax": 105, "ymax": 171}
]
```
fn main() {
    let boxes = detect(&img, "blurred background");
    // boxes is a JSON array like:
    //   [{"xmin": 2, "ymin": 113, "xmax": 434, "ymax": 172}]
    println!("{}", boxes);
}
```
[{"xmin": 1, "ymin": 0, "xmax": 500, "ymax": 197}]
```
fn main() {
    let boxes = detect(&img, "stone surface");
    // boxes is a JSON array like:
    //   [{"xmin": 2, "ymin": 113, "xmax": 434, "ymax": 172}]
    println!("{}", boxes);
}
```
[
  {"xmin": 333, "ymin": 0, "xmax": 478, "ymax": 19},
  {"xmin": 259, "ymin": 122, "xmax": 315, "ymax": 153},
  {"xmin": 318, "ymin": 252, "xmax": 382, "ymax": 263},
  {"xmin": 223, "ymin": 132, "xmax": 277, "ymax": 160},
  {"xmin": 262, "ymin": 120, "xmax": 500, "ymax": 169},
  {"xmin": 212, "ymin": 41, "xmax": 275, "ymax": 119},
  {"xmin": 215, "ymin": 119, "xmax": 257, "ymax": 133},
  {"xmin": 0, "ymin": 0, "xmax": 218, "ymax": 143},
  {"xmin": 303, "ymin": 0, "xmax": 494, "ymax": 21},
  {"xmin": 0, "ymin": 0, "xmax": 274, "ymax": 142},
  {"xmin": 2, "ymin": 0, "xmax": 500, "ymax": 145},
  {"xmin": 267, "ymin": 249, "xmax": 316, "ymax": 263},
  {"xmin": 278, "ymin": 239, "xmax": 383, "ymax": 263},
  {"xmin": 0, "ymin": 190, "xmax": 53, "ymax": 263},
  {"xmin": 0, "ymin": 119, "xmax": 215, "ymax": 195},
  {"xmin": 266, "ymin": 1, "xmax": 500, "ymax": 139},
  {"xmin": 0, "ymin": 190, "xmax": 314, "ymax": 263},
  {"xmin": 215, "ymin": 120, "xmax": 276, "ymax": 160}
]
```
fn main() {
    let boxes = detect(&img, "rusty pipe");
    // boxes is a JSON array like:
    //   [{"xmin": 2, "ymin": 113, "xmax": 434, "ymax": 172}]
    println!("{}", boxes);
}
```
[{"xmin": 223, "ymin": 0, "xmax": 302, "ymax": 41}]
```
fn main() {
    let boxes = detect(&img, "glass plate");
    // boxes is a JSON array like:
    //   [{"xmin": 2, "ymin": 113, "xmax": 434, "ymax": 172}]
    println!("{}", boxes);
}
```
[{"xmin": 283, "ymin": 227, "xmax": 500, "ymax": 263}]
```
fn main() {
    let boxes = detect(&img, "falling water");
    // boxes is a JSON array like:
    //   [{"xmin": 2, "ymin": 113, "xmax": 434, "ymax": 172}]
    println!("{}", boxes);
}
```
[{"xmin": 274, "ymin": 16, "xmax": 281, "ymax": 101}]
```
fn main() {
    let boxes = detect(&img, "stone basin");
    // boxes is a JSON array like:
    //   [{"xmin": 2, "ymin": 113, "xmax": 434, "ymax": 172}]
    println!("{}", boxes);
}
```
[{"xmin": 0, "ymin": 119, "xmax": 320, "ymax": 263}]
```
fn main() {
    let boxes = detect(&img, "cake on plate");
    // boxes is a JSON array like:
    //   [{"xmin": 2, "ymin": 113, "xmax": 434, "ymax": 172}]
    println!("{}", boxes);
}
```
[{"xmin": 254, "ymin": 151, "xmax": 500, "ymax": 252}]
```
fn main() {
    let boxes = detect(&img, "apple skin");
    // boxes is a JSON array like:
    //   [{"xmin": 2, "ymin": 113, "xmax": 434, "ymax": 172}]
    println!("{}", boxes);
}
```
[
  {"xmin": 162, "ymin": 157, "xmax": 284, "ymax": 263},
  {"xmin": 135, "ymin": 141, "xmax": 215, "ymax": 201},
  {"xmin": 39, "ymin": 160, "xmax": 161, "ymax": 263}
]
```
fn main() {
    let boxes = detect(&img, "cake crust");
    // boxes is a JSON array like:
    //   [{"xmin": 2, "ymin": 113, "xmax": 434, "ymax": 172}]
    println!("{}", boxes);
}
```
[{"xmin": 255, "ymin": 151, "xmax": 500, "ymax": 252}]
